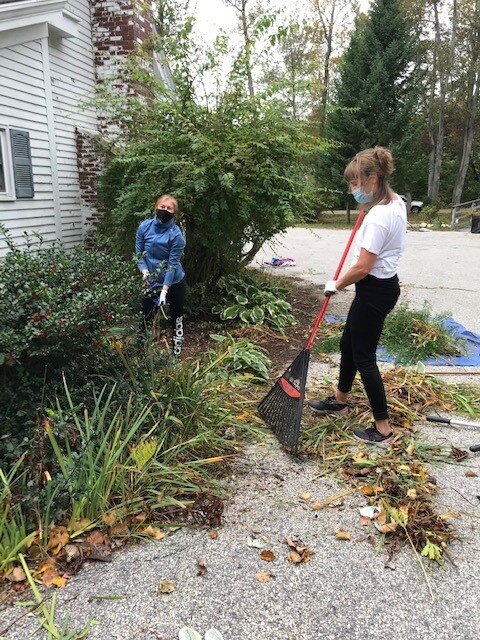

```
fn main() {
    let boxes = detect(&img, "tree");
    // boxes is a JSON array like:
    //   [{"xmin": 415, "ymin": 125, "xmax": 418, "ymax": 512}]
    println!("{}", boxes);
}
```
[
  {"xmin": 428, "ymin": 0, "xmax": 458, "ymax": 201},
  {"xmin": 319, "ymin": 0, "xmax": 421, "ymax": 198},
  {"xmin": 225, "ymin": 0, "xmax": 256, "ymax": 97},
  {"xmin": 451, "ymin": 0, "xmax": 480, "ymax": 205},
  {"xmin": 92, "ymin": 8, "xmax": 323, "ymax": 286},
  {"xmin": 312, "ymin": 0, "xmax": 357, "ymax": 131}
]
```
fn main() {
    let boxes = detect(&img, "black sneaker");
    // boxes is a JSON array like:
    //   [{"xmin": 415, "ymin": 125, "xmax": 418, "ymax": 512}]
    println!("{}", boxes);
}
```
[
  {"xmin": 308, "ymin": 395, "xmax": 349, "ymax": 415},
  {"xmin": 353, "ymin": 425, "xmax": 393, "ymax": 446}
]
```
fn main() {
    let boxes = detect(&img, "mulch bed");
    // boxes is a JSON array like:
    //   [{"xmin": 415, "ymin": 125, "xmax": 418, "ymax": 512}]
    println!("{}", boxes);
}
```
[{"xmin": 182, "ymin": 276, "xmax": 326, "ymax": 370}]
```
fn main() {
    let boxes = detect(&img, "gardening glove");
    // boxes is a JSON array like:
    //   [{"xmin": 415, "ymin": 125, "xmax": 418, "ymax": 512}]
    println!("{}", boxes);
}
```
[
  {"xmin": 324, "ymin": 280, "xmax": 338, "ymax": 297},
  {"xmin": 158, "ymin": 289, "xmax": 168, "ymax": 306}
]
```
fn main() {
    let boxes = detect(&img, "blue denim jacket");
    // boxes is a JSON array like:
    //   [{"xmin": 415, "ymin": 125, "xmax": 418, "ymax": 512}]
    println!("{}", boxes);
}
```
[{"xmin": 135, "ymin": 217, "xmax": 186, "ymax": 287}]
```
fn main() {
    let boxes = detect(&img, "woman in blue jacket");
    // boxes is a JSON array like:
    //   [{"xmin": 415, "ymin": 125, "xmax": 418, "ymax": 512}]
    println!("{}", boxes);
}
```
[{"xmin": 136, "ymin": 194, "xmax": 186, "ymax": 356}]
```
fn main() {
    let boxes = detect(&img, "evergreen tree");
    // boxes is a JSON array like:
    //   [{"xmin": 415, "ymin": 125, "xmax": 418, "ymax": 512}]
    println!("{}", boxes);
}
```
[{"xmin": 320, "ymin": 0, "xmax": 423, "ymax": 198}]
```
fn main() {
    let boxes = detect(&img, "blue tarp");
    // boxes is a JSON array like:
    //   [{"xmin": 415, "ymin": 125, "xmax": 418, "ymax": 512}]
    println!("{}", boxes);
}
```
[{"xmin": 324, "ymin": 315, "xmax": 480, "ymax": 367}]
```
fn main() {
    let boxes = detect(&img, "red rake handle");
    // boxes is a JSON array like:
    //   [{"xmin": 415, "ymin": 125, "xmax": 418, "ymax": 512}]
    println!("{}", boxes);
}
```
[{"xmin": 305, "ymin": 212, "xmax": 365, "ymax": 351}]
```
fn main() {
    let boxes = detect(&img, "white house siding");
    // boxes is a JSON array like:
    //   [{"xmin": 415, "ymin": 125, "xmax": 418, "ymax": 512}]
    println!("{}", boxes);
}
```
[
  {"xmin": 0, "ymin": 38, "xmax": 58, "ymax": 253},
  {"xmin": 49, "ymin": 0, "xmax": 98, "ymax": 248}
]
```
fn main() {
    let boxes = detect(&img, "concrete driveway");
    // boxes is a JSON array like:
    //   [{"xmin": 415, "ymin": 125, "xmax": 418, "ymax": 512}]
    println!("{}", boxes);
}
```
[{"xmin": 254, "ymin": 228, "xmax": 480, "ymax": 333}]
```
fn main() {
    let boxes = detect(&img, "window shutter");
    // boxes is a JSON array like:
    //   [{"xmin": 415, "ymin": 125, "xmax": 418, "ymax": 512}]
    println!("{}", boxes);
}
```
[{"xmin": 10, "ymin": 129, "xmax": 34, "ymax": 198}]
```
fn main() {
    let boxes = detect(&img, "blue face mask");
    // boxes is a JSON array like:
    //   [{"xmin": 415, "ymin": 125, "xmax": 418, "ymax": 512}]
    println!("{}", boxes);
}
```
[{"xmin": 352, "ymin": 187, "xmax": 373, "ymax": 204}]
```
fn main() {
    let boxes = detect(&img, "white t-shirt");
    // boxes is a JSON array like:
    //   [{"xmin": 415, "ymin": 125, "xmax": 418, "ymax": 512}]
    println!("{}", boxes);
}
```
[{"xmin": 351, "ymin": 196, "xmax": 407, "ymax": 279}]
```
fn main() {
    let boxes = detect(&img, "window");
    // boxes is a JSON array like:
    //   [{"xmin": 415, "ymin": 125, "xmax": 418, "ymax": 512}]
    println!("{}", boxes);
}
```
[
  {"xmin": 0, "ymin": 127, "xmax": 34, "ymax": 200},
  {"xmin": 0, "ymin": 131, "xmax": 7, "ymax": 194}
]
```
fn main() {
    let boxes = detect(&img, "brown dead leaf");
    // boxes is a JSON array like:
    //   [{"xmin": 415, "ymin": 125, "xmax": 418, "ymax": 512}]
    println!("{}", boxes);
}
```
[
  {"xmin": 451, "ymin": 446, "xmax": 469, "ymax": 462},
  {"xmin": 6, "ymin": 566, "xmax": 26, "ymax": 583},
  {"xmin": 102, "ymin": 512, "xmax": 117, "ymax": 527},
  {"xmin": 360, "ymin": 516, "xmax": 371, "ymax": 527},
  {"xmin": 311, "ymin": 502, "xmax": 322, "ymax": 511},
  {"xmin": 360, "ymin": 485, "xmax": 375, "ymax": 496},
  {"xmin": 288, "ymin": 550, "xmax": 302, "ymax": 563},
  {"xmin": 285, "ymin": 537, "xmax": 315, "ymax": 563},
  {"xmin": 134, "ymin": 512, "xmax": 148, "ymax": 522},
  {"xmin": 336, "ymin": 530, "xmax": 351, "ymax": 541},
  {"xmin": 197, "ymin": 560, "xmax": 207, "ymax": 576},
  {"xmin": 255, "ymin": 572, "xmax": 272, "ymax": 583},
  {"xmin": 42, "ymin": 567, "xmax": 68, "ymax": 588},
  {"xmin": 465, "ymin": 471, "xmax": 478, "ymax": 478},
  {"xmin": 158, "ymin": 579, "xmax": 175, "ymax": 594},
  {"xmin": 299, "ymin": 492, "xmax": 311, "ymax": 502},
  {"xmin": 141, "ymin": 525, "xmax": 165, "ymax": 540},
  {"xmin": 68, "ymin": 518, "xmax": 92, "ymax": 533},
  {"xmin": 85, "ymin": 530, "xmax": 108, "ymax": 548},
  {"xmin": 375, "ymin": 521, "xmax": 398, "ymax": 534},
  {"xmin": 407, "ymin": 488, "xmax": 417, "ymax": 499},
  {"xmin": 260, "ymin": 550, "xmax": 276, "ymax": 562},
  {"xmin": 406, "ymin": 443, "xmax": 414, "ymax": 456},
  {"xmin": 110, "ymin": 522, "xmax": 130, "ymax": 537},
  {"xmin": 46, "ymin": 526, "xmax": 70, "ymax": 555},
  {"xmin": 209, "ymin": 530, "xmax": 219, "ymax": 539}
]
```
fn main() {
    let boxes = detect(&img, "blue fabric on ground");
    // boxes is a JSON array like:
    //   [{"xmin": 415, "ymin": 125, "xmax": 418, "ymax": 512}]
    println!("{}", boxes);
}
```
[{"xmin": 323, "ymin": 315, "xmax": 480, "ymax": 367}]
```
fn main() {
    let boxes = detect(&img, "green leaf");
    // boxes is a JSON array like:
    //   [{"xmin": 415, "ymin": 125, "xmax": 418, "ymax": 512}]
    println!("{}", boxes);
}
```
[
  {"xmin": 220, "ymin": 306, "xmax": 240, "ymax": 320},
  {"xmin": 251, "ymin": 307, "xmax": 265, "ymax": 324}
]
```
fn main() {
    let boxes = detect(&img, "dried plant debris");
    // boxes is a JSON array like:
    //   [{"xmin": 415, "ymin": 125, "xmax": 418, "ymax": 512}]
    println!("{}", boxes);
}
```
[{"xmin": 300, "ymin": 368, "xmax": 470, "ymax": 564}]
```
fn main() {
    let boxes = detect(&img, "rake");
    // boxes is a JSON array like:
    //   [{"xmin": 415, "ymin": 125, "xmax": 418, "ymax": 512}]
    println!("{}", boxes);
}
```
[{"xmin": 258, "ymin": 213, "xmax": 365, "ymax": 454}]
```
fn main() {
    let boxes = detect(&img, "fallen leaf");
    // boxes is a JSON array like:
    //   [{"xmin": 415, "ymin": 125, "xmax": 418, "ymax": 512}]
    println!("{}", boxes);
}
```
[
  {"xmin": 110, "ymin": 522, "xmax": 130, "ymax": 537},
  {"xmin": 299, "ymin": 492, "xmax": 311, "ymax": 502},
  {"xmin": 336, "ymin": 530, "xmax": 351, "ymax": 541},
  {"xmin": 141, "ymin": 525, "xmax": 165, "ymax": 540},
  {"xmin": 255, "ymin": 572, "xmax": 272, "ymax": 583},
  {"xmin": 158, "ymin": 579, "xmax": 175, "ymax": 594},
  {"xmin": 260, "ymin": 550, "xmax": 276, "ymax": 562},
  {"xmin": 102, "ymin": 512, "xmax": 117, "ymax": 527},
  {"xmin": 360, "ymin": 516, "xmax": 371, "ymax": 527},
  {"xmin": 46, "ymin": 526, "xmax": 70, "ymax": 555},
  {"xmin": 285, "ymin": 537, "xmax": 315, "ymax": 563},
  {"xmin": 134, "ymin": 512, "xmax": 147, "ymax": 522},
  {"xmin": 209, "ymin": 530, "xmax": 219, "ymax": 539},
  {"xmin": 85, "ymin": 530, "xmax": 108, "ymax": 548},
  {"xmin": 360, "ymin": 485, "xmax": 375, "ymax": 496},
  {"xmin": 196, "ymin": 560, "xmax": 207, "ymax": 576},
  {"xmin": 465, "ymin": 471, "xmax": 478, "ymax": 478},
  {"xmin": 287, "ymin": 550, "xmax": 302, "ymax": 563},
  {"xmin": 42, "ymin": 567, "xmax": 68, "ymax": 588},
  {"xmin": 68, "ymin": 518, "xmax": 92, "ymax": 534},
  {"xmin": 406, "ymin": 443, "xmax": 414, "ymax": 456},
  {"xmin": 6, "ymin": 567, "xmax": 26, "ymax": 583},
  {"xmin": 439, "ymin": 512, "xmax": 461, "ymax": 520},
  {"xmin": 374, "ymin": 521, "xmax": 398, "ymax": 534},
  {"xmin": 407, "ymin": 488, "xmax": 417, "ymax": 499},
  {"xmin": 311, "ymin": 502, "xmax": 322, "ymax": 511}
]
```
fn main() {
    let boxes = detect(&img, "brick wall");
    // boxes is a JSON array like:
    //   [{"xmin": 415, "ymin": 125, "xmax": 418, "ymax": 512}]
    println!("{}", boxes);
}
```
[{"xmin": 76, "ymin": 0, "xmax": 154, "ymax": 238}]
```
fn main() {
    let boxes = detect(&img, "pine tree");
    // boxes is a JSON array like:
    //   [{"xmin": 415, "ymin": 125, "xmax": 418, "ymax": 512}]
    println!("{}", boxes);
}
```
[{"xmin": 320, "ymin": 0, "xmax": 422, "ymax": 197}]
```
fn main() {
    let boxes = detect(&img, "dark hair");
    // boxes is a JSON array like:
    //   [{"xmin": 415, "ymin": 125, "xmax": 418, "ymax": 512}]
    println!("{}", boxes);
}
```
[
  {"xmin": 155, "ymin": 194, "xmax": 179, "ymax": 214},
  {"xmin": 344, "ymin": 146, "xmax": 395, "ymax": 207}
]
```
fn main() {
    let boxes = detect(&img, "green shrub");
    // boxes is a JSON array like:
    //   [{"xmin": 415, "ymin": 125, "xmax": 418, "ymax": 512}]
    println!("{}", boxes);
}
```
[
  {"xmin": 207, "ymin": 334, "xmax": 271, "ymax": 381},
  {"xmin": 0, "ymin": 235, "xmax": 143, "ymax": 453},
  {"xmin": 212, "ymin": 271, "xmax": 296, "ymax": 331},
  {"xmin": 0, "ymin": 238, "xmax": 141, "ymax": 372}
]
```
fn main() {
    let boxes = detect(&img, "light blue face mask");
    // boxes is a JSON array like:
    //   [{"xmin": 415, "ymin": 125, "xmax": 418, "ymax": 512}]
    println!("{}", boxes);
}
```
[{"xmin": 352, "ymin": 187, "xmax": 373, "ymax": 204}]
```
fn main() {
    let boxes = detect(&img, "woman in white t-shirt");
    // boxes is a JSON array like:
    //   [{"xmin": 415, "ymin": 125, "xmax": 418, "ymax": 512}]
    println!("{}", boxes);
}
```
[{"xmin": 309, "ymin": 146, "xmax": 406, "ymax": 444}]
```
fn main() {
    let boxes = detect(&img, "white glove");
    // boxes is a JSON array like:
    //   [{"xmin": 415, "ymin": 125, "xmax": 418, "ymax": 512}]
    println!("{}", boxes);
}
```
[
  {"xmin": 324, "ymin": 280, "xmax": 338, "ymax": 296},
  {"xmin": 158, "ymin": 289, "xmax": 168, "ymax": 306},
  {"xmin": 142, "ymin": 269, "xmax": 149, "ymax": 281}
]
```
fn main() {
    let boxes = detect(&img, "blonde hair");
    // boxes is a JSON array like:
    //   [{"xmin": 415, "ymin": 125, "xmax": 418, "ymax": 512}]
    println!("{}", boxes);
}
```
[
  {"xmin": 155, "ymin": 193, "xmax": 179, "ymax": 215},
  {"xmin": 344, "ymin": 146, "xmax": 395, "ymax": 207}
]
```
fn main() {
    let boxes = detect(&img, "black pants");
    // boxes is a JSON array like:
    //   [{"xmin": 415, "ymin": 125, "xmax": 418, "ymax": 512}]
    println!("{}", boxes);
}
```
[
  {"xmin": 338, "ymin": 274, "xmax": 400, "ymax": 421},
  {"xmin": 139, "ymin": 278, "xmax": 186, "ymax": 355}
]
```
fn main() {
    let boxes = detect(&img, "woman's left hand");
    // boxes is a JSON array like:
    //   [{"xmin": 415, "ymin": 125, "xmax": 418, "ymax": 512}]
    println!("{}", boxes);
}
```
[
  {"xmin": 158, "ymin": 290, "xmax": 168, "ymax": 306},
  {"xmin": 324, "ymin": 280, "xmax": 338, "ymax": 297}
]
